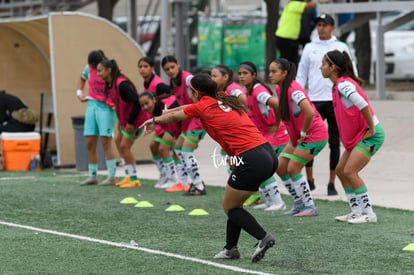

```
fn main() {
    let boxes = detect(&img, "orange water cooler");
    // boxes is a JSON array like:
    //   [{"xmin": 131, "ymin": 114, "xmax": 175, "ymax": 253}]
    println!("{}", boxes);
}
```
[{"xmin": 0, "ymin": 132, "xmax": 41, "ymax": 171}]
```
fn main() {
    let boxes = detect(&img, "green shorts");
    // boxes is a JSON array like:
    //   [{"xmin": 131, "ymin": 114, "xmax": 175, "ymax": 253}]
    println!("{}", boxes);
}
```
[
  {"xmin": 357, "ymin": 123, "xmax": 385, "ymax": 156},
  {"xmin": 273, "ymin": 144, "xmax": 287, "ymax": 157},
  {"xmin": 186, "ymin": 130, "xmax": 206, "ymax": 140},
  {"xmin": 180, "ymin": 130, "xmax": 206, "ymax": 146},
  {"xmin": 296, "ymin": 139, "xmax": 328, "ymax": 156}
]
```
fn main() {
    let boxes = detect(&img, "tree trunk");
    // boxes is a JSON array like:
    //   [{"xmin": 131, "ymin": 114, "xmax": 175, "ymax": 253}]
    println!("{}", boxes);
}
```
[
  {"xmin": 353, "ymin": 1, "xmax": 372, "ymax": 83},
  {"xmin": 97, "ymin": 0, "xmax": 119, "ymax": 21},
  {"xmin": 264, "ymin": 0, "xmax": 280, "ymax": 81}
]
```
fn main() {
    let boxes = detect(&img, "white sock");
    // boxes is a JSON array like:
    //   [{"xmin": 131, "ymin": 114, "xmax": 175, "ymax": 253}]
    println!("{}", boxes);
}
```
[
  {"xmin": 119, "ymin": 158, "xmax": 126, "ymax": 167},
  {"xmin": 153, "ymin": 156, "xmax": 166, "ymax": 179},
  {"xmin": 281, "ymin": 177, "xmax": 296, "ymax": 199},
  {"xmin": 355, "ymin": 192, "xmax": 374, "ymax": 215},
  {"xmin": 260, "ymin": 179, "xmax": 284, "ymax": 206},
  {"xmin": 175, "ymin": 162, "xmax": 188, "ymax": 185},
  {"xmin": 124, "ymin": 164, "xmax": 137, "ymax": 178},
  {"xmin": 163, "ymin": 157, "xmax": 177, "ymax": 182},
  {"xmin": 346, "ymin": 192, "xmax": 361, "ymax": 214},
  {"xmin": 181, "ymin": 151, "xmax": 203, "ymax": 189},
  {"xmin": 292, "ymin": 174, "xmax": 314, "ymax": 207}
]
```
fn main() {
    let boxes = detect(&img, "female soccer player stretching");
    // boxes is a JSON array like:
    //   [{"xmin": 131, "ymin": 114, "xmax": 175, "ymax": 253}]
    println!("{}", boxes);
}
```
[
  {"xmin": 269, "ymin": 58, "xmax": 328, "ymax": 217},
  {"xmin": 320, "ymin": 50, "xmax": 385, "ymax": 224},
  {"xmin": 141, "ymin": 74, "xmax": 276, "ymax": 262}
]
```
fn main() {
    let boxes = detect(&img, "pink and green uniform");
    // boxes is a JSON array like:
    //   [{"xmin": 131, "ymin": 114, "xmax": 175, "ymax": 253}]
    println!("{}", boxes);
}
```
[
  {"xmin": 247, "ymin": 83, "xmax": 289, "ymax": 148},
  {"xmin": 81, "ymin": 65, "xmax": 117, "ymax": 179},
  {"xmin": 171, "ymin": 70, "xmax": 204, "ymax": 134},
  {"xmin": 145, "ymin": 73, "xmax": 165, "ymax": 94},
  {"xmin": 275, "ymin": 80, "xmax": 328, "ymax": 147},
  {"xmin": 155, "ymin": 94, "xmax": 181, "ymax": 139},
  {"xmin": 246, "ymin": 83, "xmax": 288, "ymax": 203},
  {"xmin": 108, "ymin": 76, "xmax": 150, "ymax": 131},
  {"xmin": 171, "ymin": 70, "xmax": 205, "ymax": 189},
  {"xmin": 85, "ymin": 65, "xmax": 115, "ymax": 108},
  {"xmin": 333, "ymin": 76, "xmax": 379, "ymax": 152},
  {"xmin": 226, "ymin": 82, "xmax": 247, "ymax": 97},
  {"xmin": 275, "ymin": 80, "xmax": 328, "ymax": 211}
]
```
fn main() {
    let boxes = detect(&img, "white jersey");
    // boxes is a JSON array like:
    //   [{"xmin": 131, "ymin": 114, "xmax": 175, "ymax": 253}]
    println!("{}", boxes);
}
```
[{"xmin": 296, "ymin": 36, "xmax": 356, "ymax": 102}]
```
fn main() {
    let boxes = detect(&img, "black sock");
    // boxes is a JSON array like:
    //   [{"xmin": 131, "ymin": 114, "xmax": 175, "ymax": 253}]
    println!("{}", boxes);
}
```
[
  {"xmin": 225, "ymin": 218, "xmax": 241, "ymax": 249},
  {"xmin": 227, "ymin": 208, "xmax": 266, "ymax": 241}
]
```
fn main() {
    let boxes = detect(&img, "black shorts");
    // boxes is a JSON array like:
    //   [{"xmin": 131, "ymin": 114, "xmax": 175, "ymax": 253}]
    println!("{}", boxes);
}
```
[{"xmin": 227, "ymin": 143, "xmax": 278, "ymax": 191}]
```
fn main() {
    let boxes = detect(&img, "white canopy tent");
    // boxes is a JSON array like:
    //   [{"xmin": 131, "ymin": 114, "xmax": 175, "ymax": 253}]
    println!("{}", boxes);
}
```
[{"xmin": 0, "ymin": 12, "xmax": 152, "ymax": 166}]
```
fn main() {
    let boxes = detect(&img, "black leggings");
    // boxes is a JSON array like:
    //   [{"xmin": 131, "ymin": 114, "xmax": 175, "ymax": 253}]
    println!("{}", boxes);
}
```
[
  {"xmin": 306, "ymin": 101, "xmax": 340, "ymax": 171},
  {"xmin": 276, "ymin": 36, "xmax": 300, "ymax": 65}
]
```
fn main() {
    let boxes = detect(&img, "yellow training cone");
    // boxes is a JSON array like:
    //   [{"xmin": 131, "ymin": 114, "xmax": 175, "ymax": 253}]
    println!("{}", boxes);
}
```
[
  {"xmin": 165, "ymin": 204, "xmax": 185, "ymax": 212},
  {"xmin": 188, "ymin": 208, "xmax": 209, "ymax": 216},
  {"xmin": 134, "ymin": 201, "xmax": 154, "ymax": 208},
  {"xmin": 403, "ymin": 243, "xmax": 414, "ymax": 251},
  {"xmin": 120, "ymin": 197, "xmax": 139, "ymax": 204}
]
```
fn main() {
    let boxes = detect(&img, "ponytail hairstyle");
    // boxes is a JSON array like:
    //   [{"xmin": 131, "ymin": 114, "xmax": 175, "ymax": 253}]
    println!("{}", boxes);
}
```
[
  {"xmin": 214, "ymin": 64, "xmax": 234, "ymax": 91},
  {"xmin": 190, "ymin": 73, "xmax": 248, "ymax": 115},
  {"xmin": 273, "ymin": 58, "xmax": 297, "ymax": 121},
  {"xmin": 161, "ymin": 55, "xmax": 183, "ymax": 86},
  {"xmin": 238, "ymin": 61, "xmax": 273, "ymax": 96},
  {"xmin": 325, "ymin": 50, "xmax": 363, "ymax": 85},
  {"xmin": 99, "ymin": 59, "xmax": 138, "ymax": 97},
  {"xmin": 88, "ymin": 49, "xmax": 106, "ymax": 69},
  {"xmin": 139, "ymin": 91, "xmax": 165, "ymax": 116}
]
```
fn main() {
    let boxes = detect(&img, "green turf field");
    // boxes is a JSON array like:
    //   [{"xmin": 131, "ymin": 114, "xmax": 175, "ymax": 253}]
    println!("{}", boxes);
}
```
[{"xmin": 0, "ymin": 169, "xmax": 413, "ymax": 274}]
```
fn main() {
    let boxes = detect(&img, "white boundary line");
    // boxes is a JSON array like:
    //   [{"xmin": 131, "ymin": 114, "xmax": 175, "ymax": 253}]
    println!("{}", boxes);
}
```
[
  {"xmin": 0, "ymin": 220, "xmax": 275, "ymax": 275},
  {"xmin": 0, "ymin": 176, "xmax": 35, "ymax": 180},
  {"xmin": 0, "ymin": 174, "xmax": 84, "ymax": 181}
]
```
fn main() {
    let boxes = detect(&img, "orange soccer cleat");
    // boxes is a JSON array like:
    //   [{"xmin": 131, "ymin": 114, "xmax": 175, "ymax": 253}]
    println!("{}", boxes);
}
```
[
  {"xmin": 116, "ymin": 177, "xmax": 130, "ymax": 186},
  {"xmin": 119, "ymin": 180, "xmax": 141, "ymax": 188},
  {"xmin": 165, "ymin": 182, "xmax": 189, "ymax": 192}
]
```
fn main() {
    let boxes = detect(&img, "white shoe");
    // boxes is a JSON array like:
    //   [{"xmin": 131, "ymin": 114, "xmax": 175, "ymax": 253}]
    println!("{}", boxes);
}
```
[
  {"xmin": 264, "ymin": 202, "xmax": 287, "ymax": 211},
  {"xmin": 213, "ymin": 247, "xmax": 240, "ymax": 259},
  {"xmin": 253, "ymin": 203, "xmax": 270, "ymax": 209},
  {"xmin": 348, "ymin": 213, "xmax": 377, "ymax": 224},
  {"xmin": 158, "ymin": 180, "xmax": 176, "ymax": 189},
  {"xmin": 154, "ymin": 175, "xmax": 168, "ymax": 188},
  {"xmin": 335, "ymin": 212, "xmax": 361, "ymax": 222}
]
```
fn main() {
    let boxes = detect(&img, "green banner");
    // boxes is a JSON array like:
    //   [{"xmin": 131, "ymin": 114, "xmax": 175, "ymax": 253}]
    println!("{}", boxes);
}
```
[
  {"xmin": 223, "ymin": 23, "xmax": 266, "ymax": 72},
  {"xmin": 197, "ymin": 18, "xmax": 223, "ymax": 68},
  {"xmin": 197, "ymin": 17, "xmax": 266, "ymax": 73}
]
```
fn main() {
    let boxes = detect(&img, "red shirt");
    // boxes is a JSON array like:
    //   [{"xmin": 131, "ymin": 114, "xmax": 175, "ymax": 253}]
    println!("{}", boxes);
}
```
[{"xmin": 184, "ymin": 96, "xmax": 267, "ymax": 156}]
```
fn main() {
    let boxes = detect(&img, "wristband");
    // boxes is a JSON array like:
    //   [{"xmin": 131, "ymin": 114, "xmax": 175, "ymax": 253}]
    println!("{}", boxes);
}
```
[
  {"xmin": 76, "ymin": 89, "xmax": 82, "ymax": 96},
  {"xmin": 300, "ymin": 130, "xmax": 307, "ymax": 138},
  {"xmin": 153, "ymin": 116, "xmax": 158, "ymax": 125}
]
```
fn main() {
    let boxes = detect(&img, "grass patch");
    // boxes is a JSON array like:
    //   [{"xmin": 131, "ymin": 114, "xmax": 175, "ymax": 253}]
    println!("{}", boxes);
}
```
[{"xmin": 0, "ymin": 169, "xmax": 413, "ymax": 274}]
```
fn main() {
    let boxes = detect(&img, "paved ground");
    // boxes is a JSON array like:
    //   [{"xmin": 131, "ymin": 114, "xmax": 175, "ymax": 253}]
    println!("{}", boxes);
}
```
[{"xmin": 97, "ymin": 93, "xmax": 414, "ymax": 212}]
